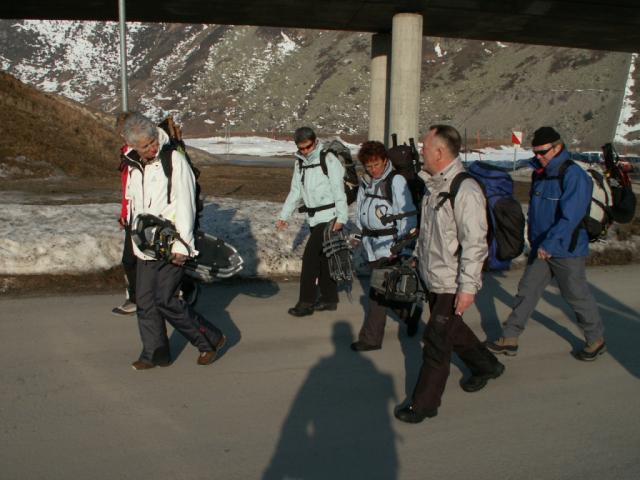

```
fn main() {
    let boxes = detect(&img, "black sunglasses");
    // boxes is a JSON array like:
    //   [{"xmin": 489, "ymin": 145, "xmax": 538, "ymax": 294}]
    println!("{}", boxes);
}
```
[{"xmin": 533, "ymin": 146, "xmax": 553, "ymax": 156}]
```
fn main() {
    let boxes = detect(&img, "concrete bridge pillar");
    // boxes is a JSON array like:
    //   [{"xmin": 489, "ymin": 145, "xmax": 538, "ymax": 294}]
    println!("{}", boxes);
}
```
[
  {"xmin": 368, "ymin": 33, "xmax": 391, "ymax": 144},
  {"xmin": 388, "ymin": 13, "xmax": 423, "ymax": 146}
]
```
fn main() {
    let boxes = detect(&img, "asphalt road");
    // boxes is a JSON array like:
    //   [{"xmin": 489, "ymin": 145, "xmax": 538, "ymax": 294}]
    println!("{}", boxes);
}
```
[{"xmin": 1, "ymin": 265, "xmax": 639, "ymax": 480}]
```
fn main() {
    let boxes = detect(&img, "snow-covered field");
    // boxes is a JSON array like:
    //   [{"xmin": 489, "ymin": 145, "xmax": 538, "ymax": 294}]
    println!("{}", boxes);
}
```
[
  {"xmin": 0, "ymin": 198, "xmax": 370, "ymax": 276},
  {"xmin": 186, "ymin": 135, "xmax": 362, "ymax": 157},
  {"xmin": 1, "ymin": 196, "xmax": 638, "ymax": 277}
]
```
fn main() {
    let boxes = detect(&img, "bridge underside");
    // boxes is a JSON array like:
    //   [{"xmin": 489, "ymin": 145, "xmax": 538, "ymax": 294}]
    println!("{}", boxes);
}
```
[{"xmin": 1, "ymin": 1, "xmax": 639, "ymax": 53}]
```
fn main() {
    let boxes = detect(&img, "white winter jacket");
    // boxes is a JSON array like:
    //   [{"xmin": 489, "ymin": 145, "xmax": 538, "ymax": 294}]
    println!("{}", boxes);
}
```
[
  {"xmin": 279, "ymin": 142, "xmax": 349, "ymax": 227},
  {"xmin": 125, "ymin": 128, "xmax": 197, "ymax": 260},
  {"xmin": 356, "ymin": 161, "xmax": 417, "ymax": 261},
  {"xmin": 415, "ymin": 158, "xmax": 488, "ymax": 295}
]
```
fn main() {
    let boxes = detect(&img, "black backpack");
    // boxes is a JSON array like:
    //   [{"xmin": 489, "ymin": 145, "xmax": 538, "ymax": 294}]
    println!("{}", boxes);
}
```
[
  {"xmin": 387, "ymin": 134, "xmax": 425, "ymax": 211},
  {"xmin": 158, "ymin": 118, "xmax": 203, "ymax": 230},
  {"xmin": 297, "ymin": 139, "xmax": 359, "ymax": 205},
  {"xmin": 437, "ymin": 163, "xmax": 525, "ymax": 270}
]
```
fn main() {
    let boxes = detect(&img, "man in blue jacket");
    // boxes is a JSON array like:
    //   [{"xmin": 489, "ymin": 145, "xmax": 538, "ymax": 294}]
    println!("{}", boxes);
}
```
[
  {"xmin": 487, "ymin": 127, "xmax": 605, "ymax": 361},
  {"xmin": 276, "ymin": 127, "xmax": 349, "ymax": 317}
]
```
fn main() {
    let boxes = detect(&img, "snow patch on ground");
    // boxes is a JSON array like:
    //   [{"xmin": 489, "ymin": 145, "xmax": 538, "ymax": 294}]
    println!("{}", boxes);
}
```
[{"xmin": 1, "ymin": 197, "xmax": 637, "ymax": 277}]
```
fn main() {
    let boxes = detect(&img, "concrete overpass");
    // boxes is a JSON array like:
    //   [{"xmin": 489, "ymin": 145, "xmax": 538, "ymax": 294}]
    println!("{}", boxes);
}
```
[{"xmin": 2, "ymin": 1, "xmax": 639, "ymax": 144}]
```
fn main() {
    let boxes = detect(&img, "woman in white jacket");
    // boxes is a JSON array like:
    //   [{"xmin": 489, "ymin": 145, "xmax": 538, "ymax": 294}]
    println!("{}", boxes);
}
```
[
  {"xmin": 351, "ymin": 141, "xmax": 419, "ymax": 352},
  {"xmin": 276, "ymin": 127, "xmax": 349, "ymax": 317}
]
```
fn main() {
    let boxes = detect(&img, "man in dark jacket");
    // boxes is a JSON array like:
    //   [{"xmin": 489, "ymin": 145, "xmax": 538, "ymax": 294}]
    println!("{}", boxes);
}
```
[{"xmin": 487, "ymin": 127, "xmax": 605, "ymax": 361}]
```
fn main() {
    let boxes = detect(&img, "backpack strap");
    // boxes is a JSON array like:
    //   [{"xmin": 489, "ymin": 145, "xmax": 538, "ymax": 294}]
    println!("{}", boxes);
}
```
[
  {"xmin": 361, "ymin": 226, "xmax": 398, "ymax": 238},
  {"xmin": 364, "ymin": 171, "xmax": 396, "ymax": 204},
  {"xmin": 298, "ymin": 203, "xmax": 336, "ymax": 217},
  {"xmin": 549, "ymin": 159, "xmax": 574, "ymax": 189},
  {"xmin": 319, "ymin": 149, "xmax": 329, "ymax": 176},
  {"xmin": 436, "ymin": 172, "xmax": 476, "ymax": 211},
  {"xmin": 297, "ymin": 157, "xmax": 322, "ymax": 185},
  {"xmin": 159, "ymin": 144, "xmax": 175, "ymax": 205}
]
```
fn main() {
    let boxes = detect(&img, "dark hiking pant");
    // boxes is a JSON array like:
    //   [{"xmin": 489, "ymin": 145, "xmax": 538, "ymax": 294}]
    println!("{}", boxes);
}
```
[
  {"xmin": 412, "ymin": 292, "xmax": 500, "ymax": 412},
  {"xmin": 298, "ymin": 222, "xmax": 338, "ymax": 306},
  {"xmin": 358, "ymin": 259, "xmax": 415, "ymax": 346},
  {"xmin": 136, "ymin": 259, "xmax": 223, "ymax": 365},
  {"xmin": 122, "ymin": 227, "xmax": 137, "ymax": 303}
]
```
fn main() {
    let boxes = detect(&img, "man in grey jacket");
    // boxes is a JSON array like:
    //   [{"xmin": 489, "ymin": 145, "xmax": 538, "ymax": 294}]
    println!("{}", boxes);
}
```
[
  {"xmin": 395, "ymin": 125, "xmax": 504, "ymax": 424},
  {"xmin": 276, "ymin": 127, "xmax": 349, "ymax": 316}
]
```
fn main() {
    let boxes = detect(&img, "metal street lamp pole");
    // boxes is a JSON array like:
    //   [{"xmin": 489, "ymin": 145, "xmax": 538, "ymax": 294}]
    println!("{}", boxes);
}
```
[{"xmin": 118, "ymin": 0, "xmax": 129, "ymax": 112}]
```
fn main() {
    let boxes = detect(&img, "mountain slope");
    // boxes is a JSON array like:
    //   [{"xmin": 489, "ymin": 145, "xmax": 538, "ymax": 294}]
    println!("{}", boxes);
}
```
[
  {"xmin": 0, "ymin": 20, "xmax": 638, "ymax": 148},
  {"xmin": 0, "ymin": 70, "xmax": 120, "ymax": 179}
]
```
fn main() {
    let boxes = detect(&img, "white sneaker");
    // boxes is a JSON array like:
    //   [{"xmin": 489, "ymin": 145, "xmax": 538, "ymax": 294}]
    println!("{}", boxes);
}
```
[{"xmin": 112, "ymin": 300, "xmax": 137, "ymax": 316}]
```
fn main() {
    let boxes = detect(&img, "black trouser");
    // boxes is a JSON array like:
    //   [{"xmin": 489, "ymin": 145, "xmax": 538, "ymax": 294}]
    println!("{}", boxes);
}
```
[
  {"xmin": 412, "ymin": 292, "xmax": 499, "ymax": 412},
  {"xmin": 358, "ymin": 259, "xmax": 414, "ymax": 346},
  {"xmin": 298, "ymin": 222, "xmax": 338, "ymax": 305},
  {"xmin": 135, "ymin": 259, "xmax": 223, "ymax": 364},
  {"xmin": 122, "ymin": 227, "xmax": 137, "ymax": 303}
]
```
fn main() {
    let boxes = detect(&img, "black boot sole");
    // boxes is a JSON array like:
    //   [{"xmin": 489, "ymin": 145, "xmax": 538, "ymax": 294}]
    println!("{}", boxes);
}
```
[{"xmin": 461, "ymin": 362, "xmax": 505, "ymax": 392}]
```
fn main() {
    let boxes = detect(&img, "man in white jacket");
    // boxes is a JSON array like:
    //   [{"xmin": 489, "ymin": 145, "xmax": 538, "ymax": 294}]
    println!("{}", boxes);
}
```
[{"xmin": 122, "ymin": 112, "xmax": 225, "ymax": 370}]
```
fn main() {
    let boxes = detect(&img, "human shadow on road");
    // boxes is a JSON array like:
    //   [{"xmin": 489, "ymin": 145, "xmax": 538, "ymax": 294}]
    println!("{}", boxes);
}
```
[
  {"xmin": 262, "ymin": 321, "xmax": 398, "ymax": 480},
  {"xmin": 589, "ymin": 283, "xmax": 640, "ymax": 378},
  {"xmin": 516, "ymin": 280, "xmax": 640, "ymax": 377},
  {"xmin": 169, "ymin": 202, "xmax": 279, "ymax": 361}
]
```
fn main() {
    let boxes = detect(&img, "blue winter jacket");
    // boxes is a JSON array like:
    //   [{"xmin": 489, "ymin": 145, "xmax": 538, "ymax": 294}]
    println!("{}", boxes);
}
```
[
  {"xmin": 356, "ymin": 161, "xmax": 417, "ymax": 261},
  {"xmin": 528, "ymin": 148, "xmax": 591, "ymax": 258},
  {"xmin": 279, "ymin": 142, "xmax": 349, "ymax": 227}
]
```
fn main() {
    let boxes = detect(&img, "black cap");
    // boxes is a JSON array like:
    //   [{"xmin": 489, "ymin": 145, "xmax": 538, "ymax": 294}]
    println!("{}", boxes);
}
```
[{"xmin": 531, "ymin": 127, "xmax": 561, "ymax": 147}]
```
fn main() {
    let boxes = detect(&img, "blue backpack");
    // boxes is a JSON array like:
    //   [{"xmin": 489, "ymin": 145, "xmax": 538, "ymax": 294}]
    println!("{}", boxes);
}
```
[{"xmin": 439, "ymin": 161, "xmax": 525, "ymax": 271}]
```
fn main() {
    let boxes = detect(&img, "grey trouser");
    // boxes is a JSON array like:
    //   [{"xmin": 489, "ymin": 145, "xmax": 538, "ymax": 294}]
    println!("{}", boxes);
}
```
[
  {"xmin": 502, "ymin": 257, "xmax": 604, "ymax": 343},
  {"xmin": 136, "ymin": 259, "xmax": 222, "ymax": 364}
]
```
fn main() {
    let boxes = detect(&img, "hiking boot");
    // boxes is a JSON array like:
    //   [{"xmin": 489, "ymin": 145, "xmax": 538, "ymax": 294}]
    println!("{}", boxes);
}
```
[
  {"xmin": 394, "ymin": 404, "xmax": 438, "ymax": 424},
  {"xmin": 486, "ymin": 337, "xmax": 519, "ymax": 356},
  {"xmin": 312, "ymin": 301, "xmax": 337, "ymax": 312},
  {"xmin": 131, "ymin": 360, "xmax": 155, "ymax": 371},
  {"xmin": 461, "ymin": 361, "xmax": 505, "ymax": 392},
  {"xmin": 288, "ymin": 303, "xmax": 314, "ymax": 317},
  {"xmin": 575, "ymin": 340, "xmax": 607, "ymax": 362},
  {"xmin": 197, "ymin": 335, "xmax": 227, "ymax": 366},
  {"xmin": 112, "ymin": 300, "xmax": 137, "ymax": 316}
]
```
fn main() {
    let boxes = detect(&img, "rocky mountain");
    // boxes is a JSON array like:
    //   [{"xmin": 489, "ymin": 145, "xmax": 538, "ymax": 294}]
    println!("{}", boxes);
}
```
[{"xmin": 1, "ymin": 20, "xmax": 638, "ymax": 149}]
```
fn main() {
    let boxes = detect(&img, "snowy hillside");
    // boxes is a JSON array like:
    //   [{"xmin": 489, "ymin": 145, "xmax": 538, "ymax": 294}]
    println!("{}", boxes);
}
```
[{"xmin": 1, "ymin": 20, "xmax": 638, "ymax": 148}]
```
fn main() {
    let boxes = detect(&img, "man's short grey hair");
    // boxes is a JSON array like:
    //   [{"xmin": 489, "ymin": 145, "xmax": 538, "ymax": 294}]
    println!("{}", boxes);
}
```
[
  {"xmin": 429, "ymin": 124, "xmax": 462, "ymax": 158},
  {"xmin": 122, "ymin": 112, "xmax": 158, "ymax": 146},
  {"xmin": 294, "ymin": 126, "xmax": 316, "ymax": 144}
]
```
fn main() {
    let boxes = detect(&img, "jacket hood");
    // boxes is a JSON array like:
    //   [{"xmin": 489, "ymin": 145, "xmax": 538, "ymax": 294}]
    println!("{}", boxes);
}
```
[{"xmin": 294, "ymin": 141, "xmax": 322, "ymax": 165}]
